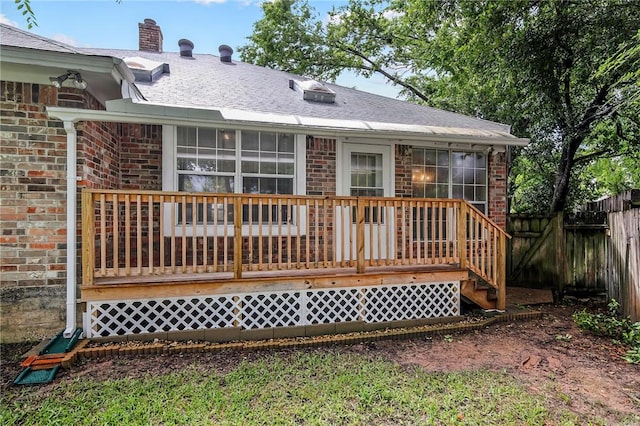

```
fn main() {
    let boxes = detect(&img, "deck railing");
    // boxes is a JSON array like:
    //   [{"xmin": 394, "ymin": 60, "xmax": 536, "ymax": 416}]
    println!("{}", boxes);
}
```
[{"xmin": 81, "ymin": 190, "xmax": 508, "ymax": 306}]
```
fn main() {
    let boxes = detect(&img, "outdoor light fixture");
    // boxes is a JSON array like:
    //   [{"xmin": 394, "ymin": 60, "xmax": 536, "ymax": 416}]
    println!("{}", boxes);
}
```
[{"xmin": 49, "ymin": 70, "xmax": 88, "ymax": 90}]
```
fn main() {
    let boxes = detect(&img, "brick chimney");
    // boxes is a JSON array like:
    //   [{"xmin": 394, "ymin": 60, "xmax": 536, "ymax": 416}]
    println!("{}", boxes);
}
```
[{"xmin": 138, "ymin": 18, "xmax": 163, "ymax": 52}]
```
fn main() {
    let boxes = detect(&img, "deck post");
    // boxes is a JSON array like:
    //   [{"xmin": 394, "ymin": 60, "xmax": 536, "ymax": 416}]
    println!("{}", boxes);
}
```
[
  {"xmin": 81, "ymin": 189, "xmax": 95, "ymax": 286},
  {"xmin": 496, "ymin": 232, "xmax": 507, "ymax": 310},
  {"xmin": 356, "ymin": 198, "xmax": 365, "ymax": 273},
  {"xmin": 458, "ymin": 201, "xmax": 468, "ymax": 269},
  {"xmin": 233, "ymin": 196, "xmax": 243, "ymax": 279}
]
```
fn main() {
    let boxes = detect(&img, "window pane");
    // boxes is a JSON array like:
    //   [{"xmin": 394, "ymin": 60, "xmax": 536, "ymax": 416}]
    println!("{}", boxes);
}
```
[
  {"xmin": 241, "ymin": 160, "xmax": 259, "ymax": 174},
  {"xmin": 464, "ymin": 169, "xmax": 474, "ymax": 184},
  {"xmin": 476, "ymin": 169, "xmax": 486, "ymax": 185},
  {"xmin": 261, "ymin": 132, "xmax": 277, "ymax": 152},
  {"xmin": 437, "ymin": 151, "xmax": 449, "ymax": 166},
  {"xmin": 452, "ymin": 184, "xmax": 463, "ymax": 198},
  {"xmin": 178, "ymin": 174, "xmax": 233, "ymax": 193},
  {"xmin": 260, "ymin": 177, "xmax": 277, "ymax": 194},
  {"xmin": 424, "ymin": 150, "xmax": 437, "ymax": 165},
  {"xmin": 437, "ymin": 184, "xmax": 448, "ymax": 198},
  {"xmin": 278, "ymin": 134, "xmax": 295, "ymax": 153},
  {"xmin": 424, "ymin": 167, "xmax": 436, "ymax": 183},
  {"xmin": 473, "ymin": 203, "xmax": 486, "ymax": 213},
  {"xmin": 177, "ymin": 127, "xmax": 196, "ymax": 149},
  {"xmin": 476, "ymin": 186, "xmax": 486, "ymax": 201},
  {"xmin": 424, "ymin": 184, "xmax": 437, "ymax": 198},
  {"xmin": 436, "ymin": 167, "xmax": 448, "ymax": 183},
  {"xmin": 219, "ymin": 130, "xmax": 235, "ymax": 149},
  {"xmin": 412, "ymin": 184, "xmax": 425, "ymax": 198},
  {"xmin": 242, "ymin": 131, "xmax": 259, "ymax": 150},
  {"xmin": 351, "ymin": 188, "xmax": 383, "ymax": 197},
  {"xmin": 198, "ymin": 128, "xmax": 216, "ymax": 148},
  {"xmin": 413, "ymin": 148, "xmax": 425, "ymax": 165},
  {"xmin": 243, "ymin": 177, "xmax": 259, "ymax": 193},
  {"xmin": 177, "ymin": 157, "xmax": 197, "ymax": 171},
  {"xmin": 278, "ymin": 154, "xmax": 295, "ymax": 174},
  {"xmin": 277, "ymin": 178, "xmax": 293, "ymax": 194},
  {"xmin": 199, "ymin": 159, "xmax": 216, "ymax": 172},
  {"xmin": 260, "ymin": 153, "xmax": 277, "ymax": 174},
  {"xmin": 452, "ymin": 152, "xmax": 464, "ymax": 168},
  {"xmin": 219, "ymin": 160, "xmax": 236, "ymax": 173},
  {"xmin": 464, "ymin": 186, "xmax": 474, "ymax": 200},
  {"xmin": 451, "ymin": 167, "xmax": 463, "ymax": 184}
]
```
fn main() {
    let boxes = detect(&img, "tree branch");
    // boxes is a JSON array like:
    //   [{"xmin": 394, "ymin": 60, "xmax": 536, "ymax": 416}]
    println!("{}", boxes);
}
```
[
  {"xmin": 338, "ymin": 43, "xmax": 431, "ymax": 102},
  {"xmin": 573, "ymin": 148, "xmax": 615, "ymax": 165}
]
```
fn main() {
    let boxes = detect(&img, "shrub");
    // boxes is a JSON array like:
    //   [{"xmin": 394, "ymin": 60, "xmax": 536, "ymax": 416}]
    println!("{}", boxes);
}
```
[{"xmin": 573, "ymin": 299, "xmax": 640, "ymax": 364}]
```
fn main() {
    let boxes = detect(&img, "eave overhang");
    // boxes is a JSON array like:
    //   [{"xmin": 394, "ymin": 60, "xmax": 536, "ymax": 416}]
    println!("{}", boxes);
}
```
[
  {"xmin": 47, "ymin": 99, "xmax": 529, "ymax": 147},
  {"xmin": 0, "ymin": 45, "xmax": 144, "ymax": 102}
]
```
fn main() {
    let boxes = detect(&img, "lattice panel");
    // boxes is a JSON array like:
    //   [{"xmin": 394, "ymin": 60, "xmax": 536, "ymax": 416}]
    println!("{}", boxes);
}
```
[
  {"xmin": 238, "ymin": 292, "xmax": 301, "ymax": 329},
  {"xmin": 364, "ymin": 282, "xmax": 459, "ymax": 322},
  {"xmin": 84, "ymin": 282, "xmax": 460, "ymax": 338},
  {"xmin": 304, "ymin": 288, "xmax": 364, "ymax": 324}
]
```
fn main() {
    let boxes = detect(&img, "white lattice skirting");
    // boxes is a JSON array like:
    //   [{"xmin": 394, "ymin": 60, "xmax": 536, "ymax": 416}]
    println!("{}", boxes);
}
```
[{"xmin": 84, "ymin": 281, "xmax": 460, "ymax": 338}]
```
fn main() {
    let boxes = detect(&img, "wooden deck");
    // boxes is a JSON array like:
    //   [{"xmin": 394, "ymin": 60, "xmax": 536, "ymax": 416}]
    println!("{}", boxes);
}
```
[
  {"xmin": 80, "ymin": 190, "xmax": 508, "ymax": 337},
  {"xmin": 82, "ymin": 264, "xmax": 469, "ymax": 301}
]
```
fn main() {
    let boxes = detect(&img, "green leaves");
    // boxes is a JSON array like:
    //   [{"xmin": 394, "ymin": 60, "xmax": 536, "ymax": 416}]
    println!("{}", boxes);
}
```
[
  {"xmin": 14, "ymin": 0, "xmax": 37, "ymax": 29},
  {"xmin": 241, "ymin": 0, "xmax": 640, "ymax": 211}
]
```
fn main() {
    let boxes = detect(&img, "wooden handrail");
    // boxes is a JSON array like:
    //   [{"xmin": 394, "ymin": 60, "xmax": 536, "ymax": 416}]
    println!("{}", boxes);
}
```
[{"xmin": 80, "ymin": 189, "xmax": 507, "ymax": 310}]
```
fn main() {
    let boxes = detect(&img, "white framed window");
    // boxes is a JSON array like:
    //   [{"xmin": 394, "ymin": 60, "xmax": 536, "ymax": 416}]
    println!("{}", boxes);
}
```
[
  {"xmin": 412, "ymin": 148, "xmax": 487, "ymax": 212},
  {"xmin": 411, "ymin": 147, "xmax": 487, "ymax": 241},
  {"xmin": 162, "ymin": 126, "xmax": 306, "ymax": 235}
]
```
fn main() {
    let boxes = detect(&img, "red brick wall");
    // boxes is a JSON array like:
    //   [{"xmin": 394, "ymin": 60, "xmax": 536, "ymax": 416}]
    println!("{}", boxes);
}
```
[
  {"xmin": 119, "ymin": 124, "xmax": 163, "ymax": 190},
  {"xmin": 306, "ymin": 136, "xmax": 336, "ymax": 196},
  {"xmin": 395, "ymin": 144, "xmax": 413, "ymax": 198},
  {"xmin": 1, "ymin": 82, "xmax": 77, "ymax": 290},
  {"xmin": 488, "ymin": 151, "xmax": 507, "ymax": 229},
  {"xmin": 77, "ymin": 121, "xmax": 120, "ymax": 189},
  {"xmin": 1, "ymin": 82, "xmax": 85, "ymax": 341},
  {"xmin": 0, "ymin": 80, "xmax": 162, "ymax": 341}
]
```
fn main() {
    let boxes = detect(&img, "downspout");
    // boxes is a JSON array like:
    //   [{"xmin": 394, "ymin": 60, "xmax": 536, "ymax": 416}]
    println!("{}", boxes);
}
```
[{"xmin": 63, "ymin": 120, "xmax": 79, "ymax": 338}]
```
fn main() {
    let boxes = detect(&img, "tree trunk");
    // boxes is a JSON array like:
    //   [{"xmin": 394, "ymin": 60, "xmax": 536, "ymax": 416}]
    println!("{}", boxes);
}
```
[
  {"xmin": 550, "ymin": 150, "xmax": 572, "ymax": 213},
  {"xmin": 550, "ymin": 135, "xmax": 582, "ymax": 213}
]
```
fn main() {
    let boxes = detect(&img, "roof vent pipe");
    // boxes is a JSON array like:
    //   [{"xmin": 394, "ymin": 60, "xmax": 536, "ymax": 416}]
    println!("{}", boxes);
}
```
[
  {"xmin": 218, "ymin": 44, "xmax": 233, "ymax": 63},
  {"xmin": 179, "ymin": 39, "xmax": 194, "ymax": 58}
]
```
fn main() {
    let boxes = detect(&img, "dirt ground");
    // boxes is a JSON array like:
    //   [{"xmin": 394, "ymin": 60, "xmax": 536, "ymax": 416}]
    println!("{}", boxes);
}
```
[{"xmin": 2, "ymin": 302, "xmax": 639, "ymax": 423}]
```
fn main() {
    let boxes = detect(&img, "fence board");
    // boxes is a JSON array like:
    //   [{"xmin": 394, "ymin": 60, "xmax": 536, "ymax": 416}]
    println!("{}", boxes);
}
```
[{"xmin": 508, "ymin": 190, "xmax": 639, "ymax": 321}]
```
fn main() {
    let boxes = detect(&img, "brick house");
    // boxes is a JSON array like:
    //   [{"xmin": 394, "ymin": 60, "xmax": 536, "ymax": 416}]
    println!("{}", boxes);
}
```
[{"xmin": 0, "ymin": 20, "xmax": 527, "ymax": 343}]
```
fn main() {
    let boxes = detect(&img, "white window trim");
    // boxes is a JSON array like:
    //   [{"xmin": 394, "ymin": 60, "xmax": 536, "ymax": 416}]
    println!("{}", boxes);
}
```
[{"xmin": 162, "ymin": 125, "xmax": 306, "ymax": 236}]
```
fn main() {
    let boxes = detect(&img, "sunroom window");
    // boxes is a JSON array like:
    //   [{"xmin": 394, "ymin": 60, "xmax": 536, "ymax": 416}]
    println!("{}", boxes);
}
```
[{"xmin": 411, "ymin": 147, "xmax": 487, "ymax": 240}]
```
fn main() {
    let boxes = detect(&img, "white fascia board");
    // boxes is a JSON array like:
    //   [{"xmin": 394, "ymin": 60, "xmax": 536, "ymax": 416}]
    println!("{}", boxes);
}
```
[
  {"xmin": 47, "ymin": 104, "xmax": 225, "ymax": 125},
  {"xmin": 47, "ymin": 101, "xmax": 529, "ymax": 147},
  {"xmin": 1, "ymin": 46, "xmax": 120, "ymax": 74}
]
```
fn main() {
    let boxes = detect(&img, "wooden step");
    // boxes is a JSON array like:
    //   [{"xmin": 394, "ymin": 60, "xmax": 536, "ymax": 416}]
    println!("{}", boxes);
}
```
[{"xmin": 461, "ymin": 279, "xmax": 497, "ymax": 310}]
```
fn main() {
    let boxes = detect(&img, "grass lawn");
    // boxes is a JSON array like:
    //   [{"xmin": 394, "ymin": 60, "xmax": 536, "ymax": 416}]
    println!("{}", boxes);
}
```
[{"xmin": 1, "ymin": 351, "xmax": 578, "ymax": 425}]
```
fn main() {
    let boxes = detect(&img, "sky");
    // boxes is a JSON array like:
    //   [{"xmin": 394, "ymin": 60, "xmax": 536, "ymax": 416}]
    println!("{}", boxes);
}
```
[{"xmin": 0, "ymin": 0, "xmax": 402, "ymax": 98}]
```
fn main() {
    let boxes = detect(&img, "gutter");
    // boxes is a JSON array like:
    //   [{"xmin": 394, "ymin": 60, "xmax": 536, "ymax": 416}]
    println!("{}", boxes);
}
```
[
  {"xmin": 47, "ymin": 104, "xmax": 530, "ymax": 147},
  {"xmin": 62, "ymin": 121, "xmax": 79, "ymax": 338}
]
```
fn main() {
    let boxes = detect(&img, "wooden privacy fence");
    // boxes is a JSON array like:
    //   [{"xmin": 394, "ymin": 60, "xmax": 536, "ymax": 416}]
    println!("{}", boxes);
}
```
[
  {"xmin": 507, "ymin": 190, "xmax": 640, "ymax": 321},
  {"xmin": 81, "ymin": 189, "xmax": 507, "ymax": 295}
]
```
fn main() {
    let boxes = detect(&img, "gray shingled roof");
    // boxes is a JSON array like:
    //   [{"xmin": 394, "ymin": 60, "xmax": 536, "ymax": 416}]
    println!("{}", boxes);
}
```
[
  {"xmin": 0, "ymin": 23, "xmax": 80, "ymax": 54},
  {"xmin": 85, "ymin": 48, "xmax": 510, "ymax": 133},
  {"xmin": 0, "ymin": 23, "xmax": 511, "ymax": 134}
]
